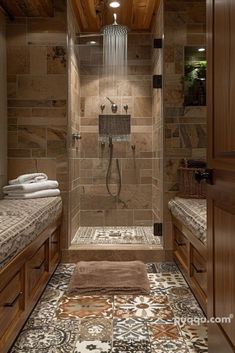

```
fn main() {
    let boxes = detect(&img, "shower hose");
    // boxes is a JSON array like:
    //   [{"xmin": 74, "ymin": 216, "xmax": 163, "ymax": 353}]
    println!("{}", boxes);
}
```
[{"xmin": 106, "ymin": 137, "xmax": 122, "ymax": 198}]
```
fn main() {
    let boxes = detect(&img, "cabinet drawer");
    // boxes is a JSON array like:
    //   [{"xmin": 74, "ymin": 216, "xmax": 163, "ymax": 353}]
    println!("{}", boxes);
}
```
[
  {"xmin": 27, "ymin": 242, "xmax": 48, "ymax": 298},
  {"xmin": 174, "ymin": 227, "xmax": 189, "ymax": 268},
  {"xmin": 191, "ymin": 247, "xmax": 207, "ymax": 295},
  {"xmin": 0, "ymin": 271, "xmax": 23, "ymax": 337},
  {"xmin": 50, "ymin": 229, "xmax": 60, "ymax": 262}
]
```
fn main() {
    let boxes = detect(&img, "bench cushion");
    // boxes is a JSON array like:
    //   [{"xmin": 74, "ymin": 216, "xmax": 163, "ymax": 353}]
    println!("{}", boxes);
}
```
[
  {"xmin": 0, "ymin": 197, "xmax": 62, "ymax": 269},
  {"xmin": 168, "ymin": 197, "xmax": 207, "ymax": 245}
]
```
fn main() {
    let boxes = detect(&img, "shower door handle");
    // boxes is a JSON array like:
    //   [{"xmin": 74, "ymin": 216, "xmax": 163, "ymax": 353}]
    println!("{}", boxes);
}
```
[
  {"xmin": 72, "ymin": 133, "xmax": 82, "ymax": 141},
  {"xmin": 194, "ymin": 169, "xmax": 213, "ymax": 184}
]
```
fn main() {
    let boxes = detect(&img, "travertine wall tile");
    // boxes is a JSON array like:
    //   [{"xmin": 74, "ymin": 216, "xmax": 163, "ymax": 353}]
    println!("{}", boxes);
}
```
[{"xmin": 6, "ymin": 1, "xmax": 69, "ymax": 246}]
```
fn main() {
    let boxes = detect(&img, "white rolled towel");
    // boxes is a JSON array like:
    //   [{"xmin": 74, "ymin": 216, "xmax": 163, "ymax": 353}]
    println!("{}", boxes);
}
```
[
  {"xmin": 9, "ymin": 173, "xmax": 48, "ymax": 185},
  {"xmin": 3, "ymin": 180, "xmax": 59, "ymax": 194},
  {"xmin": 4, "ymin": 189, "xmax": 60, "ymax": 199}
]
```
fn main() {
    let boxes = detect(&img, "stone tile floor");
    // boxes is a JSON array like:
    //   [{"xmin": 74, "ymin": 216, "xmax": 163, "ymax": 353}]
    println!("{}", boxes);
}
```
[
  {"xmin": 71, "ymin": 227, "xmax": 161, "ymax": 245},
  {"xmin": 10, "ymin": 262, "xmax": 208, "ymax": 353}
]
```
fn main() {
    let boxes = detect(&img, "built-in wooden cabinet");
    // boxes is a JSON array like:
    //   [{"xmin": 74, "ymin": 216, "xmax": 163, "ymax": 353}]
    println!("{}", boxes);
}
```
[
  {"xmin": 0, "ymin": 217, "xmax": 61, "ymax": 353},
  {"xmin": 172, "ymin": 217, "xmax": 207, "ymax": 314}
]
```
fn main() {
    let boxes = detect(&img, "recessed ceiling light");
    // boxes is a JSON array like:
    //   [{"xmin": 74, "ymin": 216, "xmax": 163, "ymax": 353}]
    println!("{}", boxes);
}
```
[
  {"xmin": 198, "ymin": 48, "xmax": 205, "ymax": 52},
  {"xmin": 109, "ymin": 1, "xmax": 120, "ymax": 8},
  {"xmin": 89, "ymin": 41, "xmax": 97, "ymax": 45}
]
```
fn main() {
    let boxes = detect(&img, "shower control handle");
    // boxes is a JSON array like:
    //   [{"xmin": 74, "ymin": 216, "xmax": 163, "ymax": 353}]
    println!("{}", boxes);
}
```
[
  {"xmin": 123, "ymin": 104, "xmax": 128, "ymax": 113},
  {"xmin": 106, "ymin": 97, "xmax": 118, "ymax": 113}
]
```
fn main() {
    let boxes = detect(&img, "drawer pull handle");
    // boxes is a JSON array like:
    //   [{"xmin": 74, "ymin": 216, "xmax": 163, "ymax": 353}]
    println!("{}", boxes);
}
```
[
  {"xmin": 33, "ymin": 259, "xmax": 46, "ymax": 270},
  {"xmin": 3, "ymin": 292, "xmax": 22, "ymax": 307},
  {"xmin": 191, "ymin": 263, "xmax": 206, "ymax": 274},
  {"xmin": 51, "ymin": 241, "xmax": 58, "ymax": 244},
  {"xmin": 175, "ymin": 239, "xmax": 186, "ymax": 246}
]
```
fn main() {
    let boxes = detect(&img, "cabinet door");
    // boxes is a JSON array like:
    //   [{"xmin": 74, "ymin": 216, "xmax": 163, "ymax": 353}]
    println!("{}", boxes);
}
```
[{"xmin": 207, "ymin": 0, "xmax": 235, "ymax": 352}]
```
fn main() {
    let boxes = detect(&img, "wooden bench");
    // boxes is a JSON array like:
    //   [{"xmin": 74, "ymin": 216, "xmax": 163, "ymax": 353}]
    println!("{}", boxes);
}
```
[
  {"xmin": 0, "ymin": 198, "xmax": 62, "ymax": 353},
  {"xmin": 169, "ymin": 197, "xmax": 207, "ymax": 314}
]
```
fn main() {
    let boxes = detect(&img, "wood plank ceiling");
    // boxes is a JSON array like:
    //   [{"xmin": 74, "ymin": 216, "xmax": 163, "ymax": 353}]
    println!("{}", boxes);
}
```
[
  {"xmin": 71, "ymin": 0, "xmax": 160, "ymax": 32},
  {"xmin": 0, "ymin": 0, "xmax": 159, "ymax": 32},
  {"xmin": 0, "ymin": 0, "xmax": 53, "ymax": 17}
]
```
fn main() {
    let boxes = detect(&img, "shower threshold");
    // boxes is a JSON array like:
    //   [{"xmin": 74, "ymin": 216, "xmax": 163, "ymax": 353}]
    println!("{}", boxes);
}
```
[{"xmin": 71, "ymin": 226, "xmax": 161, "ymax": 246}]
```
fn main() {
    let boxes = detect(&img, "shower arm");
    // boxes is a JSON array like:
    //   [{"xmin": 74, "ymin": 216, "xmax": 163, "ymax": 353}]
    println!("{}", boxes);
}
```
[{"xmin": 113, "ymin": 13, "xmax": 118, "ymax": 25}]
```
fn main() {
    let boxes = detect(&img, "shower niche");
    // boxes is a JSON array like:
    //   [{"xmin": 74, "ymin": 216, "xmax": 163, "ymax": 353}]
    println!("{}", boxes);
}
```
[
  {"xmin": 98, "ymin": 114, "xmax": 131, "ymax": 142},
  {"xmin": 184, "ymin": 46, "xmax": 207, "ymax": 106}
]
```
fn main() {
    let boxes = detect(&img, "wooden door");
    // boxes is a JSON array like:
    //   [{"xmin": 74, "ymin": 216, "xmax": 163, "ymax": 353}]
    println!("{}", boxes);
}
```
[{"xmin": 207, "ymin": 1, "xmax": 235, "ymax": 352}]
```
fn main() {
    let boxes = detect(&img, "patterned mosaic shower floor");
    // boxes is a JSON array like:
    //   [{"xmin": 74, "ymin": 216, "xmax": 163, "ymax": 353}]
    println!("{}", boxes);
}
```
[
  {"xmin": 72, "ymin": 226, "xmax": 161, "ymax": 245},
  {"xmin": 10, "ymin": 262, "xmax": 208, "ymax": 353}
]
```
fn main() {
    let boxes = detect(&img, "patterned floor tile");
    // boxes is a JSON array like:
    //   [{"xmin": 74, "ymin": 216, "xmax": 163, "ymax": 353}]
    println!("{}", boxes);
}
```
[
  {"xmin": 114, "ymin": 295, "xmax": 174, "ymax": 322},
  {"xmin": 151, "ymin": 339, "xmax": 189, "ymax": 353},
  {"xmin": 167, "ymin": 286, "xmax": 193, "ymax": 298},
  {"xmin": 79, "ymin": 318, "xmax": 112, "ymax": 341},
  {"xmin": 74, "ymin": 341, "xmax": 112, "ymax": 353},
  {"xmin": 146, "ymin": 263, "xmax": 158, "ymax": 273},
  {"xmin": 48, "ymin": 264, "xmax": 76, "ymax": 291},
  {"xmin": 148, "ymin": 273, "xmax": 188, "ymax": 295},
  {"xmin": 179, "ymin": 324, "xmax": 208, "ymax": 353},
  {"xmin": 154, "ymin": 262, "xmax": 180, "ymax": 274},
  {"xmin": 169, "ymin": 297, "xmax": 204, "ymax": 320},
  {"xmin": 9, "ymin": 262, "xmax": 208, "ymax": 353},
  {"xmin": 148, "ymin": 323, "xmax": 181, "ymax": 340},
  {"xmin": 29, "ymin": 287, "xmax": 64, "ymax": 321},
  {"xmin": 113, "ymin": 318, "xmax": 149, "ymax": 341},
  {"xmin": 56, "ymin": 295, "xmax": 113, "ymax": 320},
  {"xmin": 10, "ymin": 319, "xmax": 80, "ymax": 353},
  {"xmin": 112, "ymin": 340, "xmax": 151, "ymax": 353}
]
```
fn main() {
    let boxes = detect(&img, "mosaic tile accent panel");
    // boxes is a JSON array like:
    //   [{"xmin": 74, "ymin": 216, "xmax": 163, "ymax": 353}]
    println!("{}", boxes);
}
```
[
  {"xmin": 72, "ymin": 226, "xmax": 161, "ymax": 245},
  {"xmin": 10, "ymin": 262, "xmax": 208, "ymax": 353},
  {"xmin": 113, "ymin": 318, "xmax": 149, "ymax": 341},
  {"xmin": 180, "ymin": 324, "xmax": 208, "ymax": 353},
  {"xmin": 114, "ymin": 295, "xmax": 174, "ymax": 322},
  {"xmin": 148, "ymin": 323, "xmax": 181, "ymax": 340},
  {"xmin": 112, "ymin": 340, "xmax": 151, "ymax": 353},
  {"xmin": 74, "ymin": 341, "xmax": 112, "ymax": 353},
  {"xmin": 79, "ymin": 318, "xmax": 112, "ymax": 341},
  {"xmin": 151, "ymin": 339, "xmax": 189, "ymax": 353},
  {"xmin": 11, "ymin": 319, "xmax": 80, "ymax": 353},
  {"xmin": 56, "ymin": 295, "xmax": 113, "ymax": 319}
]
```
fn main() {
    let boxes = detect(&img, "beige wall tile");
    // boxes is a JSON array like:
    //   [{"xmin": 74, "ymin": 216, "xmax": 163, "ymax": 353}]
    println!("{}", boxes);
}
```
[
  {"xmin": 134, "ymin": 97, "xmax": 152, "ymax": 117},
  {"xmin": 17, "ymin": 75, "xmax": 67, "ymax": 100},
  {"xmin": 7, "ymin": 46, "xmax": 30, "ymax": 75},
  {"xmin": 30, "ymin": 46, "xmax": 47, "ymax": 74}
]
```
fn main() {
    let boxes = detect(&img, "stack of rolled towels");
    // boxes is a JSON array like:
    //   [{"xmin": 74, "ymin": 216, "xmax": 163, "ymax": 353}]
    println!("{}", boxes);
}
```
[{"xmin": 3, "ymin": 173, "xmax": 60, "ymax": 199}]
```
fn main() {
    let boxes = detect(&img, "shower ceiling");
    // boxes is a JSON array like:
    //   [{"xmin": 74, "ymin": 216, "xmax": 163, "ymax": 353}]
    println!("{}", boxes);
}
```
[
  {"xmin": 71, "ymin": 0, "xmax": 160, "ymax": 32},
  {"xmin": 0, "ymin": 0, "xmax": 53, "ymax": 17}
]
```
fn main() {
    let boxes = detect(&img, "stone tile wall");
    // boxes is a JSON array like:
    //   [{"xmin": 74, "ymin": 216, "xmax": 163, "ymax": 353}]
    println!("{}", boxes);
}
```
[
  {"xmin": 163, "ymin": 0, "xmax": 207, "ymax": 249},
  {"xmin": 78, "ymin": 34, "xmax": 154, "ymax": 227},
  {"xmin": 6, "ymin": 1, "xmax": 68, "ymax": 246}
]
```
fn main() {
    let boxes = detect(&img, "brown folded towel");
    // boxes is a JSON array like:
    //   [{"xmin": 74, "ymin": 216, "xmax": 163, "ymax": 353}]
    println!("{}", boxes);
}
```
[{"xmin": 67, "ymin": 261, "xmax": 150, "ymax": 296}]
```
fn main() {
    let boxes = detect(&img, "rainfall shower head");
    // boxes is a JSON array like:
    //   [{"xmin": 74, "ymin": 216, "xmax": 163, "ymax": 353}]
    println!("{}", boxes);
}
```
[{"xmin": 101, "ymin": 13, "xmax": 129, "ymax": 35}]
